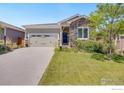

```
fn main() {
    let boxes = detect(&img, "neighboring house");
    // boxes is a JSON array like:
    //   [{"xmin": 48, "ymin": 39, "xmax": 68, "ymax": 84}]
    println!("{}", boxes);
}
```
[
  {"xmin": 116, "ymin": 35, "xmax": 124, "ymax": 50},
  {"xmin": 0, "ymin": 21, "xmax": 25, "ymax": 46},
  {"xmin": 23, "ymin": 14, "xmax": 89, "ymax": 47}
]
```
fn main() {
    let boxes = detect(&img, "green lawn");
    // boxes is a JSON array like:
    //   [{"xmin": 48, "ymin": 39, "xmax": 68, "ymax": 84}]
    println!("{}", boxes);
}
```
[{"xmin": 39, "ymin": 50, "xmax": 124, "ymax": 85}]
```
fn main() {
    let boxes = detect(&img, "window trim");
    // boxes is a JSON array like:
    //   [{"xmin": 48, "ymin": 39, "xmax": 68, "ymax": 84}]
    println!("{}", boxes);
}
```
[{"xmin": 77, "ymin": 27, "xmax": 89, "ymax": 40}]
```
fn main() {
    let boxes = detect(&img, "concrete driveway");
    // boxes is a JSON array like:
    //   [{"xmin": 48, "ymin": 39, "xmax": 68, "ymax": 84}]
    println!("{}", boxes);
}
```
[{"xmin": 0, "ymin": 47, "xmax": 54, "ymax": 85}]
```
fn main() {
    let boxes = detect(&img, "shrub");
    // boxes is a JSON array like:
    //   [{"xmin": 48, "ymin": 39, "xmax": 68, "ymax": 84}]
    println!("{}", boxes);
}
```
[
  {"xmin": 91, "ymin": 53, "xmax": 107, "ymax": 61},
  {"xmin": 76, "ymin": 40, "xmax": 105, "ymax": 53},
  {"xmin": 111, "ymin": 54, "xmax": 124, "ymax": 63},
  {"xmin": 0, "ymin": 45, "xmax": 11, "ymax": 54}
]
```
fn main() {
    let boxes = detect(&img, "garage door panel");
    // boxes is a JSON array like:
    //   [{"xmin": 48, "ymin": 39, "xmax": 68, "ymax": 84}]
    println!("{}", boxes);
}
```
[{"xmin": 29, "ymin": 33, "xmax": 58, "ymax": 47}]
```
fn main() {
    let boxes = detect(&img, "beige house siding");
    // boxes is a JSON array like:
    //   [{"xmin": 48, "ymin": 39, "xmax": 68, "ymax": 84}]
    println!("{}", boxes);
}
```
[
  {"xmin": 116, "ymin": 36, "xmax": 124, "ymax": 50},
  {"xmin": 26, "ymin": 28, "xmax": 60, "ymax": 33},
  {"xmin": 26, "ymin": 28, "xmax": 60, "ymax": 39}
]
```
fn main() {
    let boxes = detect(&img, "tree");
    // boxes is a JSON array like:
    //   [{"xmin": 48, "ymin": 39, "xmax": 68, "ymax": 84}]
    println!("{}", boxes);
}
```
[
  {"xmin": 0, "ymin": 24, "xmax": 3, "ymax": 35},
  {"xmin": 89, "ymin": 3, "xmax": 124, "ymax": 57},
  {"xmin": 0, "ymin": 24, "xmax": 4, "ymax": 40},
  {"xmin": 0, "ymin": 24, "xmax": 6, "ymax": 46}
]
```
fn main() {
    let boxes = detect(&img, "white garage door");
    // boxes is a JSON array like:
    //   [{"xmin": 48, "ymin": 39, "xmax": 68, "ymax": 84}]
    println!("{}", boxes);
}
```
[{"xmin": 29, "ymin": 33, "xmax": 58, "ymax": 47}]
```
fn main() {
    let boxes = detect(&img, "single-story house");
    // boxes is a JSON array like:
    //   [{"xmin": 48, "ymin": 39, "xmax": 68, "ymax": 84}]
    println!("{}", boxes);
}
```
[
  {"xmin": 23, "ymin": 14, "xmax": 124, "ymax": 50},
  {"xmin": 23, "ymin": 14, "xmax": 89, "ymax": 47},
  {"xmin": 0, "ymin": 21, "xmax": 25, "ymax": 46}
]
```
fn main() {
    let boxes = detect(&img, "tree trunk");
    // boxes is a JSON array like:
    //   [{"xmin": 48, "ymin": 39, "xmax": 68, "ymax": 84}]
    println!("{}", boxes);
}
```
[
  {"xmin": 108, "ymin": 18, "xmax": 114, "ymax": 58},
  {"xmin": 108, "ymin": 29, "xmax": 112, "ymax": 57}
]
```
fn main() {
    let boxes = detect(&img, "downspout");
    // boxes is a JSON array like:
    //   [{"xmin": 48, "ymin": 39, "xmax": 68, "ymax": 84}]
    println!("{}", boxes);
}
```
[
  {"xmin": 27, "ymin": 32, "xmax": 30, "ymax": 47},
  {"xmin": 4, "ymin": 27, "xmax": 6, "ymax": 46}
]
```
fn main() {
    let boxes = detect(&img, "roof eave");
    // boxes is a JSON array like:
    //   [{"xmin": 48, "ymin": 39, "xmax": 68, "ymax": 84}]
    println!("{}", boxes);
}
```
[
  {"xmin": 58, "ymin": 14, "xmax": 87, "ymax": 24},
  {"xmin": 0, "ymin": 21, "xmax": 24, "ymax": 32}
]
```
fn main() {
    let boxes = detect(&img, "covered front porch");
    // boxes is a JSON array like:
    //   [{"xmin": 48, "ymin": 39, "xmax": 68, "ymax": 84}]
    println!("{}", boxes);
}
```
[
  {"xmin": 59, "ymin": 26, "xmax": 70, "ymax": 47},
  {"xmin": 58, "ymin": 14, "xmax": 89, "ymax": 47}
]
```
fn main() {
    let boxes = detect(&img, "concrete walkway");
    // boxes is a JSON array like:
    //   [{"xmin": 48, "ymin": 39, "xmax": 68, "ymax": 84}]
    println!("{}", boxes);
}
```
[{"xmin": 0, "ymin": 47, "xmax": 54, "ymax": 85}]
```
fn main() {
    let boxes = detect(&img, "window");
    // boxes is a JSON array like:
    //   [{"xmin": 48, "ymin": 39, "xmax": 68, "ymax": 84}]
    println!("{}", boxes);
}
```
[
  {"xmin": 44, "ymin": 35, "xmax": 50, "ymax": 37},
  {"xmin": 78, "ymin": 28, "xmax": 82, "ymax": 38},
  {"xmin": 31, "ymin": 35, "xmax": 42, "ymax": 37},
  {"xmin": 32, "ymin": 35, "xmax": 36, "ymax": 37},
  {"xmin": 84, "ymin": 28, "xmax": 88, "ymax": 38},
  {"xmin": 37, "ymin": 35, "xmax": 41, "ymax": 37},
  {"xmin": 77, "ymin": 27, "xmax": 89, "ymax": 39}
]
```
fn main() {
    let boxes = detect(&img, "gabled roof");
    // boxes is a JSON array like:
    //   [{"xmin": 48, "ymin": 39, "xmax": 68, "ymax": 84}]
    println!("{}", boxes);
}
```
[
  {"xmin": 23, "ymin": 23, "xmax": 60, "ymax": 29},
  {"xmin": 23, "ymin": 14, "xmax": 88, "ymax": 29},
  {"xmin": 0, "ymin": 21, "xmax": 24, "ymax": 32},
  {"xmin": 58, "ymin": 14, "xmax": 87, "ymax": 24}
]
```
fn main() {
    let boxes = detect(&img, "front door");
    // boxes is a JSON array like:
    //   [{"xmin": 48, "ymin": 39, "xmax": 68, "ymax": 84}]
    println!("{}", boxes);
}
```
[{"xmin": 62, "ymin": 32, "xmax": 68, "ymax": 45}]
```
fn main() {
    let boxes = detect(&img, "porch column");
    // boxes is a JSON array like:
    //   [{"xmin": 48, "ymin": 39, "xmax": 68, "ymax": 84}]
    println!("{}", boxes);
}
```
[
  {"xmin": 27, "ymin": 33, "xmax": 30, "ymax": 47},
  {"xmin": 68, "ymin": 27, "xmax": 70, "ymax": 47},
  {"xmin": 4, "ymin": 27, "xmax": 6, "ymax": 36},
  {"xmin": 60, "ymin": 27, "xmax": 63, "ymax": 47}
]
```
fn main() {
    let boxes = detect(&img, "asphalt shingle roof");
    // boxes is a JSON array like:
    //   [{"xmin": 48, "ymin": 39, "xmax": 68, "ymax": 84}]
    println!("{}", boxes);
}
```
[{"xmin": 0, "ymin": 21, "xmax": 24, "ymax": 32}]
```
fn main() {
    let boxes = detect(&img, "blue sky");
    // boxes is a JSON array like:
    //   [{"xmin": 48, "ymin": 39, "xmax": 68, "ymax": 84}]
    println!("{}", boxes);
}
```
[{"xmin": 0, "ymin": 3, "xmax": 97, "ymax": 27}]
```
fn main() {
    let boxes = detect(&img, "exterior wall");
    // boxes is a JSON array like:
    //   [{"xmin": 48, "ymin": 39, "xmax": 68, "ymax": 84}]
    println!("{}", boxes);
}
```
[
  {"xmin": 69, "ymin": 18, "xmax": 89, "ymax": 47},
  {"xmin": 116, "ymin": 36, "xmax": 124, "ymax": 50},
  {"xmin": 26, "ymin": 28, "xmax": 60, "ymax": 39},
  {"xmin": 6, "ymin": 28, "xmax": 25, "ymax": 45},
  {"xmin": 26, "ymin": 28, "xmax": 60, "ymax": 33},
  {"xmin": 116, "ymin": 40, "xmax": 120, "ymax": 49}
]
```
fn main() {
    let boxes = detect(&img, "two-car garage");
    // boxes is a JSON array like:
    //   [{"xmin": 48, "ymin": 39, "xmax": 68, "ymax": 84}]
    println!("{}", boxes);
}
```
[
  {"xmin": 29, "ymin": 33, "xmax": 59, "ymax": 47},
  {"xmin": 23, "ymin": 23, "xmax": 60, "ymax": 47}
]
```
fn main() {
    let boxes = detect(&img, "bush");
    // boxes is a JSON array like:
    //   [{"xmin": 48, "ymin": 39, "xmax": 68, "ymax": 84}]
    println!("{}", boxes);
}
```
[
  {"xmin": 0, "ymin": 45, "xmax": 11, "ymax": 54},
  {"xmin": 76, "ymin": 40, "xmax": 105, "ymax": 53},
  {"xmin": 91, "ymin": 53, "xmax": 107, "ymax": 61},
  {"xmin": 111, "ymin": 54, "xmax": 124, "ymax": 63}
]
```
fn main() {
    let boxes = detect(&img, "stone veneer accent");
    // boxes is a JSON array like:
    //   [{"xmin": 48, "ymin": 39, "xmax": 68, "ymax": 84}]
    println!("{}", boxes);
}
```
[{"xmin": 69, "ymin": 18, "xmax": 89, "ymax": 47}]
